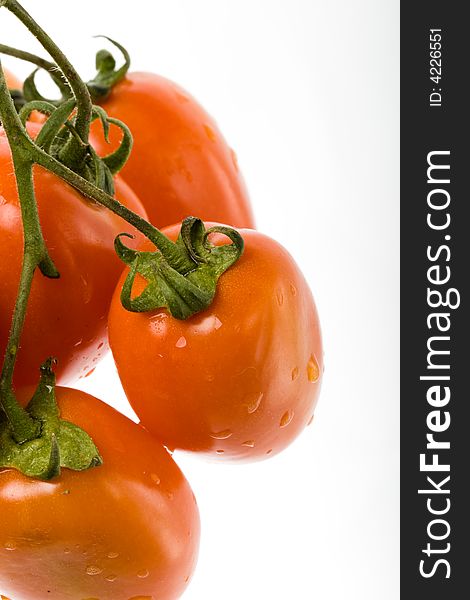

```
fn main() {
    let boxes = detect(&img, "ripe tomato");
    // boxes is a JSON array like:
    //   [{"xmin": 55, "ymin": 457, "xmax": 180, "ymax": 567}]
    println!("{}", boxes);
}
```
[
  {"xmin": 0, "ymin": 387, "xmax": 200, "ymax": 600},
  {"xmin": 108, "ymin": 223, "xmax": 323, "ymax": 461},
  {"xmin": 0, "ymin": 123, "xmax": 148, "ymax": 387},
  {"xmin": 91, "ymin": 72, "xmax": 255, "ymax": 229},
  {"xmin": 3, "ymin": 68, "xmax": 22, "ymax": 90}
]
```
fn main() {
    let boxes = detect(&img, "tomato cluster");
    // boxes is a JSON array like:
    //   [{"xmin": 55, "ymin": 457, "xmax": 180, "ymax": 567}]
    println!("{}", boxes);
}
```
[{"xmin": 1, "ymin": 45, "xmax": 322, "ymax": 600}]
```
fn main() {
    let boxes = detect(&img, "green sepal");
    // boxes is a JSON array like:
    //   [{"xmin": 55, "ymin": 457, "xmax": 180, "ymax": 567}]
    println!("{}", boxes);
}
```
[
  {"xmin": 22, "ymin": 68, "xmax": 69, "ymax": 107},
  {"xmin": 87, "ymin": 37, "xmax": 131, "ymax": 101},
  {"xmin": 0, "ymin": 359, "xmax": 102, "ymax": 480},
  {"xmin": 90, "ymin": 106, "xmax": 133, "ymax": 176},
  {"xmin": 115, "ymin": 217, "xmax": 244, "ymax": 320}
]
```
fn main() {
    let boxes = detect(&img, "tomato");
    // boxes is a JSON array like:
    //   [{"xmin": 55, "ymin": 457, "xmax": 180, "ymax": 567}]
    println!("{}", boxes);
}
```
[
  {"xmin": 108, "ymin": 223, "xmax": 323, "ymax": 461},
  {"xmin": 3, "ymin": 68, "xmax": 22, "ymax": 90},
  {"xmin": 91, "ymin": 72, "xmax": 255, "ymax": 229},
  {"xmin": 0, "ymin": 387, "xmax": 200, "ymax": 600},
  {"xmin": 0, "ymin": 123, "xmax": 148, "ymax": 387}
]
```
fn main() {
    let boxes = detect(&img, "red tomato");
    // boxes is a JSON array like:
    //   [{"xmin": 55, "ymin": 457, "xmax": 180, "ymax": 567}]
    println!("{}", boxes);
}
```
[
  {"xmin": 0, "ymin": 387, "xmax": 200, "ymax": 600},
  {"xmin": 91, "ymin": 72, "xmax": 255, "ymax": 229},
  {"xmin": 3, "ymin": 68, "xmax": 22, "ymax": 90},
  {"xmin": 0, "ymin": 123, "xmax": 148, "ymax": 387},
  {"xmin": 108, "ymin": 223, "xmax": 323, "ymax": 461}
]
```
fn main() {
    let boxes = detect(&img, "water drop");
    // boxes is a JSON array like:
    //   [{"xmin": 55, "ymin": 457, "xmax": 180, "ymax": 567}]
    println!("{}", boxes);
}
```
[
  {"xmin": 216, "ymin": 449, "xmax": 225, "ymax": 454},
  {"xmin": 74, "ymin": 339, "xmax": 83, "ymax": 347},
  {"xmin": 246, "ymin": 392, "xmax": 263, "ymax": 414},
  {"xmin": 242, "ymin": 440, "xmax": 255, "ymax": 448},
  {"xmin": 307, "ymin": 415, "xmax": 314, "ymax": 426},
  {"xmin": 137, "ymin": 569, "xmax": 149, "ymax": 579},
  {"xmin": 203, "ymin": 124, "xmax": 217, "ymax": 142},
  {"xmin": 176, "ymin": 336, "xmax": 187, "ymax": 348},
  {"xmin": 85, "ymin": 368, "xmax": 95, "ymax": 378},
  {"xmin": 280, "ymin": 410, "xmax": 294, "ymax": 428},
  {"xmin": 291, "ymin": 367, "xmax": 299, "ymax": 381},
  {"xmin": 307, "ymin": 354, "xmax": 320, "ymax": 382},
  {"xmin": 106, "ymin": 574, "xmax": 117, "ymax": 582},
  {"xmin": 210, "ymin": 429, "xmax": 232, "ymax": 440},
  {"xmin": 290, "ymin": 283, "xmax": 297, "ymax": 296},
  {"xmin": 213, "ymin": 316, "xmax": 223, "ymax": 330},
  {"xmin": 97, "ymin": 342, "xmax": 104, "ymax": 350},
  {"xmin": 276, "ymin": 290, "xmax": 284, "ymax": 306},
  {"xmin": 150, "ymin": 473, "xmax": 161, "ymax": 484},
  {"xmin": 86, "ymin": 565, "xmax": 102, "ymax": 576},
  {"xmin": 4, "ymin": 541, "xmax": 16, "ymax": 551},
  {"xmin": 64, "ymin": 547, "xmax": 71, "ymax": 554},
  {"xmin": 107, "ymin": 551, "xmax": 119, "ymax": 559},
  {"xmin": 266, "ymin": 449, "xmax": 273, "ymax": 455}
]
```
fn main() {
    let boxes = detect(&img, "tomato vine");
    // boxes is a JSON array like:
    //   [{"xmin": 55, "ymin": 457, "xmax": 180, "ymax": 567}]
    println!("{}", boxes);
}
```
[{"xmin": 0, "ymin": 0, "xmax": 243, "ymax": 479}]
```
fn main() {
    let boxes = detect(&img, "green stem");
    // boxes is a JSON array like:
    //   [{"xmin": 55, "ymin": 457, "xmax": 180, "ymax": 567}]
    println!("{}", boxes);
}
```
[
  {"xmin": 0, "ymin": 43, "xmax": 57, "ymax": 75},
  {"xmin": 34, "ymin": 147, "xmax": 196, "ymax": 273},
  {"xmin": 0, "ymin": 63, "xmax": 58, "ymax": 442},
  {"xmin": 0, "ymin": 43, "xmax": 70, "ymax": 98},
  {"xmin": 3, "ymin": 0, "xmax": 93, "ymax": 165}
]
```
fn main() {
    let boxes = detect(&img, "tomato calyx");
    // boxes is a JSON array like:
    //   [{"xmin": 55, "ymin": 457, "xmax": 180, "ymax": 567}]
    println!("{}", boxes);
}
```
[
  {"xmin": 16, "ymin": 96, "xmax": 133, "ymax": 195},
  {"xmin": 87, "ymin": 37, "xmax": 131, "ymax": 101},
  {"xmin": 0, "ymin": 359, "xmax": 102, "ymax": 480},
  {"xmin": 115, "ymin": 217, "xmax": 244, "ymax": 319}
]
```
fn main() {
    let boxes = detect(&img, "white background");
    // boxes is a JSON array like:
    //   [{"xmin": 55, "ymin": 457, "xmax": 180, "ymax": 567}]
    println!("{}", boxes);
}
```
[{"xmin": 2, "ymin": 1, "xmax": 399, "ymax": 598}]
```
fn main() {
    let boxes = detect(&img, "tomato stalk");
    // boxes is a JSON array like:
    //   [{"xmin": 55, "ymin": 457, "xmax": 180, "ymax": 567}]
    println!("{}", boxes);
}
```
[
  {"xmin": 0, "ymin": 65, "xmax": 57, "ymax": 443},
  {"xmin": 0, "ymin": 68, "xmax": 103, "ymax": 477},
  {"xmin": 0, "ymin": 42, "xmax": 71, "ymax": 109},
  {"xmin": 0, "ymin": 38, "xmax": 131, "ymax": 105},
  {"xmin": 0, "ymin": 0, "xmax": 244, "ymax": 456},
  {"xmin": 2, "ymin": 0, "xmax": 92, "ymax": 171}
]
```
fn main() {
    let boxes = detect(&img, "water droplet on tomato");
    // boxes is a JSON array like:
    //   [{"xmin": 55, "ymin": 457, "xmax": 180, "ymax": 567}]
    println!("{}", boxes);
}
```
[
  {"xmin": 245, "ymin": 391, "xmax": 263, "ymax": 414},
  {"xmin": 74, "ymin": 339, "xmax": 83, "ymax": 347},
  {"xmin": 106, "ymin": 574, "xmax": 117, "ymax": 582},
  {"xmin": 203, "ymin": 124, "xmax": 216, "ymax": 142},
  {"xmin": 210, "ymin": 429, "xmax": 232, "ymax": 440},
  {"xmin": 280, "ymin": 410, "xmax": 294, "ymax": 428},
  {"xmin": 150, "ymin": 473, "xmax": 161, "ymax": 484},
  {"xmin": 242, "ymin": 440, "xmax": 255, "ymax": 448},
  {"xmin": 85, "ymin": 368, "xmax": 95, "ymax": 378},
  {"xmin": 137, "ymin": 569, "xmax": 149, "ymax": 579},
  {"xmin": 291, "ymin": 367, "xmax": 299, "ymax": 381},
  {"xmin": 307, "ymin": 414, "xmax": 314, "ymax": 426},
  {"xmin": 307, "ymin": 354, "xmax": 320, "ymax": 382},
  {"xmin": 216, "ymin": 449, "xmax": 225, "ymax": 454},
  {"xmin": 266, "ymin": 449, "xmax": 273, "ymax": 455},
  {"xmin": 97, "ymin": 342, "xmax": 104, "ymax": 350},
  {"xmin": 175, "ymin": 336, "xmax": 187, "ymax": 348},
  {"xmin": 86, "ymin": 565, "xmax": 102, "ymax": 576},
  {"xmin": 290, "ymin": 283, "xmax": 297, "ymax": 296},
  {"xmin": 4, "ymin": 541, "xmax": 16, "ymax": 551},
  {"xmin": 276, "ymin": 290, "xmax": 284, "ymax": 306},
  {"xmin": 64, "ymin": 547, "xmax": 71, "ymax": 554},
  {"xmin": 80, "ymin": 275, "xmax": 92, "ymax": 304},
  {"xmin": 107, "ymin": 551, "xmax": 119, "ymax": 559}
]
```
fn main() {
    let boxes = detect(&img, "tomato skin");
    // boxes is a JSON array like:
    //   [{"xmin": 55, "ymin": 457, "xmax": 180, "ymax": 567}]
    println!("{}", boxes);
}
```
[
  {"xmin": 0, "ymin": 387, "xmax": 200, "ymax": 600},
  {"xmin": 91, "ymin": 72, "xmax": 255, "ymax": 229},
  {"xmin": 0, "ymin": 124, "xmax": 148, "ymax": 387},
  {"xmin": 3, "ymin": 68, "xmax": 22, "ymax": 90},
  {"xmin": 109, "ymin": 224, "xmax": 323, "ymax": 461}
]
